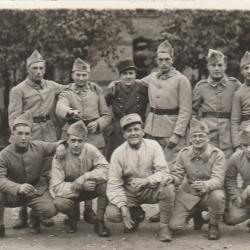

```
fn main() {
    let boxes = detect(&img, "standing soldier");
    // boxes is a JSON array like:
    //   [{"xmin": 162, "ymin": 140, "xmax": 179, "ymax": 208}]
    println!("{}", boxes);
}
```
[
  {"xmin": 8, "ymin": 50, "xmax": 67, "ymax": 229},
  {"xmin": 168, "ymin": 119, "xmax": 226, "ymax": 240},
  {"xmin": 231, "ymin": 51, "xmax": 250, "ymax": 151},
  {"xmin": 55, "ymin": 58, "xmax": 111, "ymax": 224},
  {"xmin": 193, "ymin": 49, "xmax": 241, "ymax": 159},
  {"xmin": 105, "ymin": 59, "xmax": 148, "ymax": 161}
]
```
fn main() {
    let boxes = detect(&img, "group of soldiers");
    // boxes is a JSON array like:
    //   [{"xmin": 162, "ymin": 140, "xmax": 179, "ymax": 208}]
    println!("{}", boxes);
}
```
[{"xmin": 0, "ymin": 39, "xmax": 250, "ymax": 243}]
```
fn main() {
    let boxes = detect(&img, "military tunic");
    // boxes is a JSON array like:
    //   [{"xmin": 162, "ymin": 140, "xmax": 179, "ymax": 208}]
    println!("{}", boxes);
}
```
[
  {"xmin": 105, "ymin": 80, "xmax": 148, "ymax": 160},
  {"xmin": 8, "ymin": 78, "xmax": 66, "ymax": 142},
  {"xmin": 140, "ymin": 68, "xmax": 192, "ymax": 162},
  {"xmin": 169, "ymin": 143, "xmax": 226, "ymax": 229},
  {"xmin": 193, "ymin": 76, "xmax": 241, "ymax": 158},
  {"xmin": 231, "ymin": 83, "xmax": 250, "ymax": 149},
  {"xmin": 56, "ymin": 82, "xmax": 111, "ymax": 149}
]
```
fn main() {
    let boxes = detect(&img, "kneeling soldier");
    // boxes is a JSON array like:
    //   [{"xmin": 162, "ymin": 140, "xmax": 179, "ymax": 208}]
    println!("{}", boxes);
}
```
[
  {"xmin": 0, "ymin": 115, "xmax": 59, "ymax": 237},
  {"xmin": 106, "ymin": 113, "xmax": 175, "ymax": 242},
  {"xmin": 50, "ymin": 120, "xmax": 110, "ymax": 237},
  {"xmin": 168, "ymin": 119, "xmax": 226, "ymax": 240},
  {"xmin": 224, "ymin": 125, "xmax": 250, "ymax": 228}
]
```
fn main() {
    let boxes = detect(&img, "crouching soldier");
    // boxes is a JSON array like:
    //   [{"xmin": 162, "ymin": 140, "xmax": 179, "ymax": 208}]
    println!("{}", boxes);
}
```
[
  {"xmin": 50, "ymin": 120, "xmax": 110, "ymax": 237},
  {"xmin": 106, "ymin": 113, "xmax": 175, "ymax": 242},
  {"xmin": 167, "ymin": 119, "xmax": 226, "ymax": 240},
  {"xmin": 224, "ymin": 125, "xmax": 250, "ymax": 228},
  {"xmin": 0, "ymin": 116, "xmax": 59, "ymax": 237}
]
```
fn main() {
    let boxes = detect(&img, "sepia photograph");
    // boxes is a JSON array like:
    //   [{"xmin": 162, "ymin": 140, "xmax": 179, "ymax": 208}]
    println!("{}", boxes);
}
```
[{"xmin": 1, "ymin": 1, "xmax": 250, "ymax": 249}]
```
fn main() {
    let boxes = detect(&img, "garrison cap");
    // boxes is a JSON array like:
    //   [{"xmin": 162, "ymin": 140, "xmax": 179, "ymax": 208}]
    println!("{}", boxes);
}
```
[
  {"xmin": 12, "ymin": 112, "xmax": 33, "ymax": 130},
  {"xmin": 239, "ymin": 125, "xmax": 250, "ymax": 144},
  {"xmin": 117, "ymin": 59, "xmax": 136, "ymax": 74},
  {"xmin": 156, "ymin": 40, "xmax": 174, "ymax": 57},
  {"xmin": 240, "ymin": 51, "xmax": 250, "ymax": 69},
  {"xmin": 207, "ymin": 49, "xmax": 225, "ymax": 64},
  {"xmin": 190, "ymin": 118, "xmax": 209, "ymax": 135},
  {"xmin": 67, "ymin": 120, "xmax": 88, "ymax": 139},
  {"xmin": 26, "ymin": 50, "xmax": 45, "ymax": 68},
  {"xmin": 72, "ymin": 58, "xmax": 90, "ymax": 73},
  {"xmin": 120, "ymin": 113, "xmax": 143, "ymax": 130}
]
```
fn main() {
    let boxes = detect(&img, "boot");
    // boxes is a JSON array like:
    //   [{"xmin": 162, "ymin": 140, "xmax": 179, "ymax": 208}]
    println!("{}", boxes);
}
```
[
  {"xmin": 83, "ymin": 208, "xmax": 97, "ymax": 224},
  {"xmin": 12, "ymin": 207, "xmax": 28, "ymax": 229},
  {"xmin": 94, "ymin": 220, "xmax": 110, "ymax": 237},
  {"xmin": 65, "ymin": 215, "xmax": 77, "ymax": 233},
  {"xmin": 29, "ymin": 211, "xmax": 41, "ymax": 234},
  {"xmin": 208, "ymin": 223, "xmax": 220, "ymax": 240},
  {"xmin": 193, "ymin": 211, "xmax": 204, "ymax": 230},
  {"xmin": 148, "ymin": 212, "xmax": 160, "ymax": 223},
  {"xmin": 158, "ymin": 223, "xmax": 172, "ymax": 242},
  {"xmin": 0, "ymin": 225, "xmax": 5, "ymax": 237}
]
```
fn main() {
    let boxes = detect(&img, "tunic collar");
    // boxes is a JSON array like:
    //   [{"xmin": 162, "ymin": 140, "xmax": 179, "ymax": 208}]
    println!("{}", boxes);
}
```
[
  {"xmin": 26, "ymin": 78, "xmax": 45, "ymax": 90},
  {"xmin": 157, "ymin": 67, "xmax": 178, "ymax": 80},
  {"xmin": 188, "ymin": 144, "xmax": 212, "ymax": 162},
  {"xmin": 72, "ymin": 82, "xmax": 90, "ymax": 94},
  {"xmin": 208, "ymin": 75, "xmax": 227, "ymax": 87}
]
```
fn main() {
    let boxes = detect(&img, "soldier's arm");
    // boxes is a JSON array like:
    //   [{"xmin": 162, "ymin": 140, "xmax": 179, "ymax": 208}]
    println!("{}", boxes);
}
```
[
  {"xmin": 225, "ymin": 154, "xmax": 241, "ymax": 201},
  {"xmin": 203, "ymin": 150, "xmax": 226, "ymax": 192},
  {"xmin": 107, "ymin": 151, "xmax": 127, "ymax": 208},
  {"xmin": 8, "ymin": 87, "xmax": 23, "ymax": 129},
  {"xmin": 51, "ymin": 80, "xmax": 68, "ymax": 95},
  {"xmin": 0, "ymin": 153, "xmax": 21, "ymax": 196},
  {"xmin": 231, "ymin": 92, "xmax": 242, "ymax": 150},
  {"xmin": 173, "ymin": 76, "xmax": 192, "ymax": 137},
  {"xmin": 192, "ymin": 83, "xmax": 203, "ymax": 118},
  {"xmin": 146, "ymin": 141, "xmax": 170, "ymax": 186},
  {"xmin": 55, "ymin": 91, "xmax": 73, "ymax": 119}
]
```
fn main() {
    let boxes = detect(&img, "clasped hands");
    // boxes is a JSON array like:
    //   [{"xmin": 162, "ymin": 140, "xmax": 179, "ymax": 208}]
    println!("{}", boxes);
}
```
[{"xmin": 71, "ymin": 180, "xmax": 96, "ymax": 193}]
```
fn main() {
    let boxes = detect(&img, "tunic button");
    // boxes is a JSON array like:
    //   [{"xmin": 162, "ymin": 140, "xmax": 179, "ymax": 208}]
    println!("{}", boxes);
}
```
[{"xmin": 119, "ymin": 105, "xmax": 123, "ymax": 108}]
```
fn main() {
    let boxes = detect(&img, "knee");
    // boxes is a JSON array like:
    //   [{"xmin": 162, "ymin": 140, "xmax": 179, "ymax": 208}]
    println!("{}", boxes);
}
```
[
  {"xmin": 106, "ymin": 204, "xmax": 122, "ymax": 223},
  {"xmin": 40, "ymin": 201, "xmax": 57, "ymax": 218},
  {"xmin": 54, "ymin": 197, "xmax": 73, "ymax": 214},
  {"xmin": 208, "ymin": 190, "xmax": 225, "ymax": 207}
]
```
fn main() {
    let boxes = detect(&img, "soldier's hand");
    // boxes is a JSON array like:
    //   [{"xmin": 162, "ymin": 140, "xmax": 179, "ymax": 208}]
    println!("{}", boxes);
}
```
[
  {"xmin": 161, "ymin": 175, "xmax": 174, "ymax": 186},
  {"xmin": 167, "ymin": 134, "xmax": 180, "ymax": 149},
  {"xmin": 87, "ymin": 121, "xmax": 98, "ymax": 133},
  {"xmin": 130, "ymin": 178, "xmax": 149, "ymax": 191},
  {"xmin": 18, "ymin": 183, "xmax": 36, "ymax": 195},
  {"xmin": 235, "ymin": 196, "xmax": 243, "ymax": 207},
  {"xmin": 67, "ymin": 109, "xmax": 81, "ymax": 118},
  {"xmin": 107, "ymin": 80, "xmax": 119, "ymax": 95},
  {"xmin": 240, "ymin": 186, "xmax": 250, "ymax": 206},
  {"xmin": 71, "ymin": 182, "xmax": 82, "ymax": 193},
  {"xmin": 82, "ymin": 180, "xmax": 96, "ymax": 191},
  {"xmin": 191, "ymin": 181, "xmax": 207, "ymax": 194},
  {"xmin": 121, "ymin": 206, "xmax": 134, "ymax": 231},
  {"xmin": 55, "ymin": 143, "xmax": 66, "ymax": 161}
]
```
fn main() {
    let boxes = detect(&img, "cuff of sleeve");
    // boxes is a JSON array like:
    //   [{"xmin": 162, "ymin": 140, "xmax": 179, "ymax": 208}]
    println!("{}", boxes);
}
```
[{"xmin": 117, "ymin": 202, "xmax": 127, "ymax": 209}]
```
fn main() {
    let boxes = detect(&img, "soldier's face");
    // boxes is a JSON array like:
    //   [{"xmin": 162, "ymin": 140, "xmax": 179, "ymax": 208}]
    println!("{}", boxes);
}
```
[
  {"xmin": 241, "ymin": 143, "xmax": 250, "ymax": 159},
  {"xmin": 207, "ymin": 59, "xmax": 226, "ymax": 80},
  {"xmin": 120, "ymin": 69, "xmax": 136, "ymax": 84},
  {"xmin": 12, "ymin": 125, "xmax": 32, "ymax": 148},
  {"xmin": 123, "ymin": 123, "xmax": 144, "ymax": 148},
  {"xmin": 190, "ymin": 132, "xmax": 209, "ymax": 150},
  {"xmin": 72, "ymin": 71, "xmax": 89, "ymax": 87},
  {"xmin": 241, "ymin": 64, "xmax": 250, "ymax": 83},
  {"xmin": 157, "ymin": 52, "xmax": 173, "ymax": 73},
  {"xmin": 27, "ymin": 62, "xmax": 45, "ymax": 84},
  {"xmin": 67, "ymin": 134, "xmax": 84, "ymax": 155}
]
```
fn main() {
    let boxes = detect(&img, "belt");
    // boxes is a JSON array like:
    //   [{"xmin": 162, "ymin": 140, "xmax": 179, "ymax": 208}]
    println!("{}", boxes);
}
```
[
  {"xmin": 150, "ymin": 107, "xmax": 179, "ymax": 115},
  {"xmin": 33, "ymin": 114, "xmax": 50, "ymax": 123},
  {"xmin": 68, "ymin": 118, "xmax": 98, "ymax": 126},
  {"xmin": 201, "ymin": 112, "xmax": 230, "ymax": 119},
  {"xmin": 241, "ymin": 114, "xmax": 250, "ymax": 122}
]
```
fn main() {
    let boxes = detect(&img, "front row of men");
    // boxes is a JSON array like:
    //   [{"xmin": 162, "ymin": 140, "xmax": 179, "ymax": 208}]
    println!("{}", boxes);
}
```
[{"xmin": 0, "ymin": 113, "xmax": 250, "ymax": 242}]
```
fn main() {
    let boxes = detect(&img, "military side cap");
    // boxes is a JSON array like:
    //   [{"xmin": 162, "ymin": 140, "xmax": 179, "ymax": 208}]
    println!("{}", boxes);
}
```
[
  {"xmin": 156, "ymin": 40, "xmax": 174, "ymax": 57},
  {"xmin": 26, "ymin": 50, "xmax": 45, "ymax": 67},
  {"xmin": 239, "ymin": 125, "xmax": 250, "ymax": 144},
  {"xmin": 12, "ymin": 112, "xmax": 33, "ymax": 130},
  {"xmin": 117, "ymin": 59, "xmax": 136, "ymax": 74},
  {"xmin": 207, "ymin": 49, "xmax": 225, "ymax": 64},
  {"xmin": 67, "ymin": 120, "xmax": 88, "ymax": 139},
  {"xmin": 190, "ymin": 118, "xmax": 209, "ymax": 135},
  {"xmin": 72, "ymin": 58, "xmax": 90, "ymax": 73},
  {"xmin": 120, "ymin": 113, "xmax": 143, "ymax": 130},
  {"xmin": 240, "ymin": 51, "xmax": 250, "ymax": 69}
]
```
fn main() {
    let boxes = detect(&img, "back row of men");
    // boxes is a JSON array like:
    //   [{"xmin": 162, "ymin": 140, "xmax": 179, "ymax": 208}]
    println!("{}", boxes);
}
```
[{"xmin": 0, "ymin": 40, "xmax": 249, "ymax": 242}]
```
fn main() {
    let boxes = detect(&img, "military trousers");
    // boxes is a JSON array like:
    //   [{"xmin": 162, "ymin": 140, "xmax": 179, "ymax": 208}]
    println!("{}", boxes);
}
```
[
  {"xmin": 54, "ymin": 183, "xmax": 107, "ymax": 221},
  {"xmin": 169, "ymin": 189, "xmax": 225, "ymax": 230},
  {"xmin": 106, "ymin": 184, "xmax": 175, "ymax": 224}
]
